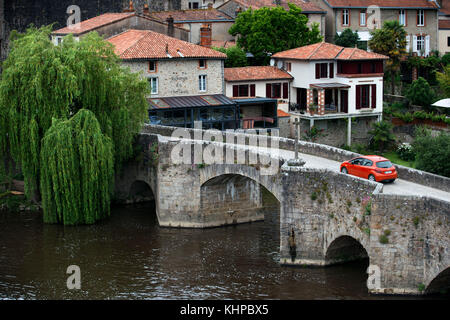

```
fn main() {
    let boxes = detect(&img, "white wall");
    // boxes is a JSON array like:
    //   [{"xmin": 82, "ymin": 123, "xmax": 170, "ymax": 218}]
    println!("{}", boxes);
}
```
[{"xmin": 277, "ymin": 59, "xmax": 384, "ymax": 114}]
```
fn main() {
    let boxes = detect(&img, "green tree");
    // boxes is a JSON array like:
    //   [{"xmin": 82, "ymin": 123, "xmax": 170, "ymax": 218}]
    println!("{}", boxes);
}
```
[
  {"xmin": 334, "ymin": 28, "xmax": 360, "ymax": 48},
  {"xmin": 212, "ymin": 45, "xmax": 248, "ymax": 68},
  {"xmin": 0, "ymin": 26, "xmax": 148, "ymax": 211},
  {"xmin": 40, "ymin": 109, "xmax": 114, "ymax": 225},
  {"xmin": 368, "ymin": 121, "xmax": 396, "ymax": 153},
  {"xmin": 229, "ymin": 4, "xmax": 322, "ymax": 65},
  {"xmin": 437, "ymin": 65, "xmax": 450, "ymax": 98},
  {"xmin": 406, "ymin": 77, "xmax": 435, "ymax": 110},
  {"xmin": 368, "ymin": 20, "xmax": 407, "ymax": 95},
  {"xmin": 413, "ymin": 128, "xmax": 450, "ymax": 177}
]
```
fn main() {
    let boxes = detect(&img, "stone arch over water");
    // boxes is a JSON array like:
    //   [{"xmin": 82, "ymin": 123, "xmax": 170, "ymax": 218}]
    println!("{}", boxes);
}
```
[
  {"xmin": 129, "ymin": 180, "xmax": 155, "ymax": 203},
  {"xmin": 200, "ymin": 173, "xmax": 280, "ymax": 226},
  {"xmin": 325, "ymin": 235, "xmax": 369, "ymax": 265},
  {"xmin": 426, "ymin": 267, "xmax": 450, "ymax": 295}
]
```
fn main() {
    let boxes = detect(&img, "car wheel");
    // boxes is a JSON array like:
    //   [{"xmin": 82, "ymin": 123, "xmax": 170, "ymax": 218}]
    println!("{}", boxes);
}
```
[
  {"xmin": 368, "ymin": 174, "xmax": 376, "ymax": 182},
  {"xmin": 390, "ymin": 179, "xmax": 396, "ymax": 183},
  {"xmin": 341, "ymin": 167, "xmax": 348, "ymax": 174}
]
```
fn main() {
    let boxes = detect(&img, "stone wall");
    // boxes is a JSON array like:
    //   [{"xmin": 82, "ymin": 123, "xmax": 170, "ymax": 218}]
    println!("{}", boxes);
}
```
[{"xmin": 122, "ymin": 59, "xmax": 224, "ymax": 97}]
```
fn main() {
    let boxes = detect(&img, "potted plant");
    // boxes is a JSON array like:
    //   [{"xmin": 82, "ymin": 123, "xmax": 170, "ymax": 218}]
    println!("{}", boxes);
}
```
[{"xmin": 309, "ymin": 103, "xmax": 318, "ymax": 115}]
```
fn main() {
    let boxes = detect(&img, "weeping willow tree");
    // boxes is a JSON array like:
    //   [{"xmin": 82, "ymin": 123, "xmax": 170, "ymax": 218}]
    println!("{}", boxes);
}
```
[
  {"xmin": 40, "ymin": 109, "xmax": 114, "ymax": 225},
  {"xmin": 0, "ymin": 25, "xmax": 148, "ymax": 208}
]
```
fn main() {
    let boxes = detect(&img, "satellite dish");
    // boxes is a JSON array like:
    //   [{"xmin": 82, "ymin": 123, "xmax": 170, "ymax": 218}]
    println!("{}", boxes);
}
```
[
  {"xmin": 277, "ymin": 60, "xmax": 283, "ymax": 69},
  {"xmin": 270, "ymin": 59, "xmax": 275, "ymax": 66}
]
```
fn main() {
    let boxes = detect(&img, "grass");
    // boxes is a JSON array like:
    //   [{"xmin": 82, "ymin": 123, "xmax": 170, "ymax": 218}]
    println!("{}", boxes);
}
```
[{"xmin": 380, "ymin": 151, "xmax": 417, "ymax": 169}]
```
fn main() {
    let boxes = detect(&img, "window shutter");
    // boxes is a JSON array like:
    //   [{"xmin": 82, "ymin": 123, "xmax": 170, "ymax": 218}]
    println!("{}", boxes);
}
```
[
  {"xmin": 413, "ymin": 35, "xmax": 418, "ymax": 54},
  {"xmin": 329, "ymin": 63, "xmax": 334, "ymax": 78},
  {"xmin": 283, "ymin": 83, "xmax": 288, "ymax": 99},
  {"xmin": 371, "ymin": 84, "xmax": 376, "ymax": 108},
  {"xmin": 266, "ymin": 83, "xmax": 272, "ymax": 98},
  {"xmin": 425, "ymin": 35, "xmax": 430, "ymax": 56},
  {"xmin": 250, "ymin": 84, "xmax": 256, "ymax": 97},
  {"xmin": 356, "ymin": 85, "xmax": 361, "ymax": 109},
  {"xmin": 233, "ymin": 85, "xmax": 239, "ymax": 97},
  {"xmin": 315, "ymin": 63, "xmax": 320, "ymax": 79}
]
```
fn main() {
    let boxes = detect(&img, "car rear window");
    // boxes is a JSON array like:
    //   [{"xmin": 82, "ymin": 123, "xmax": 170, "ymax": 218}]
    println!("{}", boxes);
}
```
[{"xmin": 376, "ymin": 161, "xmax": 392, "ymax": 168}]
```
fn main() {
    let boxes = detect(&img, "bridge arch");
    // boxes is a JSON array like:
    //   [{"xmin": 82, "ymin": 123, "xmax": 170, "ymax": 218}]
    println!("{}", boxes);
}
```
[
  {"xmin": 325, "ymin": 235, "xmax": 369, "ymax": 265},
  {"xmin": 199, "ymin": 168, "xmax": 281, "ymax": 226},
  {"xmin": 128, "ymin": 180, "xmax": 155, "ymax": 203},
  {"xmin": 425, "ymin": 267, "xmax": 450, "ymax": 295}
]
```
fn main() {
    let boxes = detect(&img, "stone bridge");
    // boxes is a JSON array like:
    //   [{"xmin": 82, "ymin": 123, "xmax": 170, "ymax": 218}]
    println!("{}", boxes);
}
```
[{"xmin": 115, "ymin": 125, "xmax": 450, "ymax": 296}]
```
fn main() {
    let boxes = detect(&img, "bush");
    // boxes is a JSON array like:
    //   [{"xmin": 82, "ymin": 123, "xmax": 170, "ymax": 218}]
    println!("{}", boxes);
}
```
[
  {"xmin": 406, "ymin": 77, "xmax": 435, "ymax": 110},
  {"xmin": 396, "ymin": 142, "xmax": 415, "ymax": 162},
  {"xmin": 368, "ymin": 121, "xmax": 396, "ymax": 153},
  {"xmin": 413, "ymin": 128, "xmax": 450, "ymax": 177}
]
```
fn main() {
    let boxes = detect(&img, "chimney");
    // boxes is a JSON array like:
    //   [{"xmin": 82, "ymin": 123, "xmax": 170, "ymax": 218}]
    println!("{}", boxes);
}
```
[
  {"xmin": 200, "ymin": 24, "xmax": 212, "ymax": 48},
  {"xmin": 123, "ymin": 0, "xmax": 134, "ymax": 12},
  {"xmin": 166, "ymin": 43, "xmax": 169, "ymax": 54},
  {"xmin": 166, "ymin": 15, "xmax": 174, "ymax": 38},
  {"xmin": 208, "ymin": 3, "xmax": 213, "ymax": 9},
  {"xmin": 143, "ymin": 3, "xmax": 149, "ymax": 15},
  {"xmin": 273, "ymin": 0, "xmax": 282, "ymax": 5}
]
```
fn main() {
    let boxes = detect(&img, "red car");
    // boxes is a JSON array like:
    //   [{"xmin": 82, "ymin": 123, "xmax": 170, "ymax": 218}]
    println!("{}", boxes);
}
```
[{"xmin": 340, "ymin": 155, "xmax": 398, "ymax": 183}]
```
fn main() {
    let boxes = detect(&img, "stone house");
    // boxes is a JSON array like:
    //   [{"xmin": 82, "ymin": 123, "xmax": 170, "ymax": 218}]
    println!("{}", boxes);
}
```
[
  {"xmin": 438, "ymin": 0, "xmax": 450, "ymax": 55},
  {"xmin": 51, "ymin": 11, "xmax": 189, "ymax": 45},
  {"xmin": 271, "ymin": 41, "xmax": 389, "ymax": 146},
  {"xmin": 107, "ymin": 29, "xmax": 227, "ymax": 97},
  {"xmin": 147, "ymin": 7, "xmax": 235, "ymax": 45},
  {"xmin": 217, "ymin": 0, "xmax": 327, "ymax": 36},
  {"xmin": 312, "ymin": 0, "xmax": 440, "ymax": 56}
]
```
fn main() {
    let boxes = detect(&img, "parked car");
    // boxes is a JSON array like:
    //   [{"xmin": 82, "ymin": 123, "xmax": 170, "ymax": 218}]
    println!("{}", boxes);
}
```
[{"xmin": 340, "ymin": 155, "xmax": 397, "ymax": 183}]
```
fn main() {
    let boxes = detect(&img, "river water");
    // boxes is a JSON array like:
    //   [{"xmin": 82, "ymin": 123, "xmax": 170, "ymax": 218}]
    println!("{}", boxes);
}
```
[{"xmin": 0, "ymin": 203, "xmax": 441, "ymax": 300}]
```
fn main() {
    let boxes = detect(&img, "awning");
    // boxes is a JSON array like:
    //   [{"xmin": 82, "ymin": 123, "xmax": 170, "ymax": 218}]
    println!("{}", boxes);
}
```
[
  {"xmin": 432, "ymin": 98, "xmax": 450, "ymax": 108},
  {"xmin": 148, "ymin": 94, "xmax": 235, "ymax": 109},
  {"xmin": 310, "ymin": 83, "xmax": 351, "ymax": 89}
]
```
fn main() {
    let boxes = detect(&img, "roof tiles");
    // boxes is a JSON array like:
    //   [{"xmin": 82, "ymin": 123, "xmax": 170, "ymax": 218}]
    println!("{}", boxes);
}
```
[
  {"xmin": 148, "ymin": 8, "xmax": 233, "ymax": 22},
  {"xmin": 224, "ymin": 66, "xmax": 293, "ymax": 82},
  {"xmin": 324, "ymin": 0, "xmax": 438, "ymax": 9},
  {"xmin": 107, "ymin": 29, "xmax": 227, "ymax": 60},
  {"xmin": 272, "ymin": 42, "xmax": 388, "ymax": 60},
  {"xmin": 230, "ymin": 0, "xmax": 325, "ymax": 13},
  {"xmin": 52, "ymin": 13, "xmax": 135, "ymax": 35}
]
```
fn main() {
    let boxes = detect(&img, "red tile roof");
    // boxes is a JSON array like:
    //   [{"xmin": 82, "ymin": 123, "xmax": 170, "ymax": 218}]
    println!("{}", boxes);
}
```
[
  {"xmin": 148, "ymin": 8, "xmax": 234, "ymax": 22},
  {"xmin": 324, "ymin": 0, "xmax": 438, "ymax": 9},
  {"xmin": 441, "ymin": 0, "xmax": 450, "ymax": 15},
  {"xmin": 439, "ymin": 19, "xmax": 450, "ymax": 29},
  {"xmin": 277, "ymin": 109, "xmax": 291, "ymax": 117},
  {"xmin": 224, "ymin": 66, "xmax": 293, "ymax": 82},
  {"xmin": 52, "ymin": 13, "xmax": 135, "ymax": 35},
  {"xmin": 272, "ymin": 42, "xmax": 388, "ymax": 60},
  {"xmin": 229, "ymin": 0, "xmax": 325, "ymax": 12},
  {"xmin": 107, "ymin": 29, "xmax": 227, "ymax": 60}
]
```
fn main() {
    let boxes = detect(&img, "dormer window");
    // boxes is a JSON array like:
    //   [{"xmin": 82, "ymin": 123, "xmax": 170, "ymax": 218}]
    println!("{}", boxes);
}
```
[{"xmin": 199, "ymin": 59, "xmax": 207, "ymax": 69}]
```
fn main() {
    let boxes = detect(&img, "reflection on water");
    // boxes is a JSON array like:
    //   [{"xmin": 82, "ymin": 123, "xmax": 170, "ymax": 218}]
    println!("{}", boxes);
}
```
[{"xmin": 0, "ymin": 203, "xmax": 442, "ymax": 299}]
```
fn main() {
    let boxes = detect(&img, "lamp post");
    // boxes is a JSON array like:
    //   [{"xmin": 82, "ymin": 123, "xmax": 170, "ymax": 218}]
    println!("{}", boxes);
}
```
[{"xmin": 293, "ymin": 118, "xmax": 300, "ymax": 160}]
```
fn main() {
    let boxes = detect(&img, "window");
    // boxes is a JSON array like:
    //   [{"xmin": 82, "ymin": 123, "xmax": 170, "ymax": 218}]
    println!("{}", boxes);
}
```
[
  {"xmin": 285, "ymin": 62, "xmax": 291, "ymax": 72},
  {"xmin": 448, "ymin": 37, "xmax": 450, "ymax": 47},
  {"xmin": 417, "ymin": 9, "xmax": 424, "ymax": 26},
  {"xmin": 199, "ymin": 59, "xmax": 207, "ymax": 69},
  {"xmin": 417, "ymin": 35, "xmax": 425, "ymax": 52},
  {"xmin": 360, "ymin": 9, "xmax": 367, "ymax": 26},
  {"xmin": 148, "ymin": 77, "xmax": 158, "ymax": 95},
  {"xmin": 399, "ymin": 10, "xmax": 406, "ymax": 26},
  {"xmin": 356, "ymin": 84, "xmax": 376, "ymax": 109},
  {"xmin": 189, "ymin": 1, "xmax": 199, "ymax": 9},
  {"xmin": 232, "ymin": 84, "xmax": 256, "ymax": 97},
  {"xmin": 342, "ymin": 9, "xmax": 349, "ymax": 26},
  {"xmin": 199, "ymin": 75, "xmax": 207, "ymax": 92},
  {"xmin": 315, "ymin": 63, "xmax": 329, "ymax": 79},
  {"xmin": 149, "ymin": 61, "xmax": 157, "ymax": 73}
]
